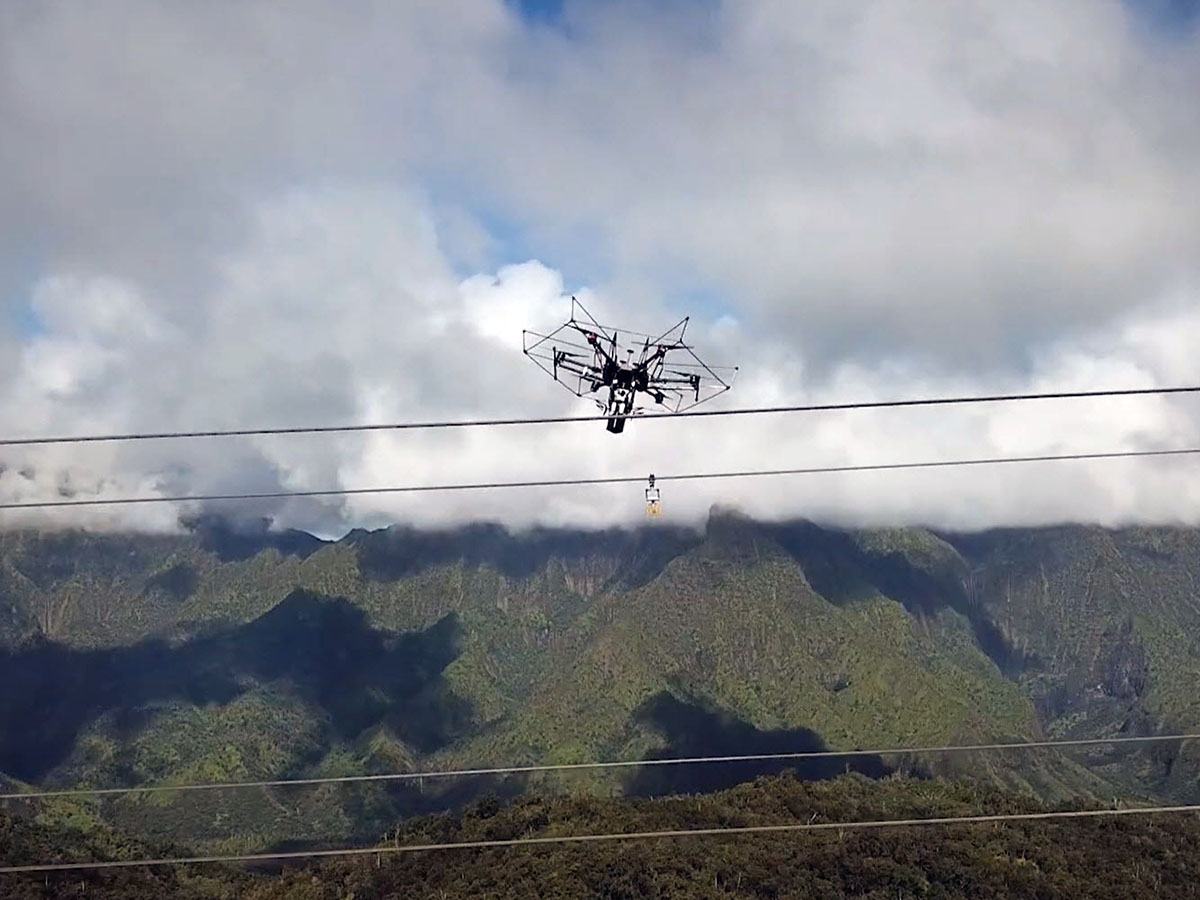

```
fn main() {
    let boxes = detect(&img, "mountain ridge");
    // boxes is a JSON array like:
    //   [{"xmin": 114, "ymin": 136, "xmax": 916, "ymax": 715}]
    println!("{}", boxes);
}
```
[{"xmin": 1, "ymin": 510, "xmax": 1198, "ymax": 850}]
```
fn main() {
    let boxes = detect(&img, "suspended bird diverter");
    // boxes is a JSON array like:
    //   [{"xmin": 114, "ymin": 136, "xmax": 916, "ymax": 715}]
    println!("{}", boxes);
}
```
[{"xmin": 645, "ymin": 474, "xmax": 662, "ymax": 518}]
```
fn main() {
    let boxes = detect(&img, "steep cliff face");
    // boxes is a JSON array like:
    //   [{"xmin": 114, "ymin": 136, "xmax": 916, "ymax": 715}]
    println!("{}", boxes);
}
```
[
  {"xmin": 1, "ymin": 513, "xmax": 1199, "ymax": 850},
  {"xmin": 944, "ymin": 528, "xmax": 1199, "ymax": 728}
]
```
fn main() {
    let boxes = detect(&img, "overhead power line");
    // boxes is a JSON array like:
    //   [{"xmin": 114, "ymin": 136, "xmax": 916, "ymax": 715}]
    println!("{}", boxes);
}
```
[
  {"xmin": 2, "ymin": 446, "xmax": 1198, "ymax": 511},
  {"xmin": 3, "ymin": 805, "xmax": 1199, "ymax": 874},
  {"xmin": 2, "ymin": 732, "xmax": 1192, "ymax": 801},
  {"xmin": 1, "ymin": 384, "xmax": 1198, "ymax": 447}
]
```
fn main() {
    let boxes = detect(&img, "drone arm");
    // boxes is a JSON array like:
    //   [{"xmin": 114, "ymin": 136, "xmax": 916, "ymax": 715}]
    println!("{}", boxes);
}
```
[
  {"xmin": 648, "ymin": 375, "xmax": 702, "ymax": 386},
  {"xmin": 566, "ymin": 323, "xmax": 618, "ymax": 367},
  {"xmin": 554, "ymin": 355, "xmax": 601, "ymax": 380},
  {"xmin": 649, "ymin": 373, "xmax": 703, "ymax": 400}
]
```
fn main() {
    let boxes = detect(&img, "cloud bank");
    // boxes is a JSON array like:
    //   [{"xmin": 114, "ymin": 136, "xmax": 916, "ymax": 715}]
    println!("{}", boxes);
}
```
[{"xmin": 1, "ymin": 0, "xmax": 1199, "ymax": 536}]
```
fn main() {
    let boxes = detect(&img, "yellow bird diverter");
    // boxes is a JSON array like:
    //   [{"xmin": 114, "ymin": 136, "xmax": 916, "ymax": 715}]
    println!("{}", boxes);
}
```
[{"xmin": 645, "ymin": 474, "xmax": 662, "ymax": 518}]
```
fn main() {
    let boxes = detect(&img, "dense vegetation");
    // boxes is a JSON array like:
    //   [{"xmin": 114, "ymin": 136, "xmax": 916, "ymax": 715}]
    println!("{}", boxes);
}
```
[
  {"xmin": 0, "ymin": 810, "xmax": 244, "ymax": 899},
  {"xmin": 5, "ymin": 774, "xmax": 1200, "ymax": 899},
  {"xmin": 2, "ymin": 513, "xmax": 1200, "ymax": 855}
]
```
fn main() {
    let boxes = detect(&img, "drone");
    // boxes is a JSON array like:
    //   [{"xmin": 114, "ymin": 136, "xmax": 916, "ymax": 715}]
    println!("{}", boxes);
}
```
[{"xmin": 523, "ymin": 297, "xmax": 737, "ymax": 433}]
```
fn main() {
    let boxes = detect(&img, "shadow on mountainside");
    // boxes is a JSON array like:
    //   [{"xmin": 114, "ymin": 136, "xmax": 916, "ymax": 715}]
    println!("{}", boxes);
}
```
[
  {"xmin": 627, "ymin": 693, "xmax": 891, "ymax": 798},
  {"xmin": 142, "ymin": 562, "xmax": 201, "ymax": 602},
  {"xmin": 767, "ymin": 520, "xmax": 1038, "ymax": 677},
  {"xmin": 186, "ymin": 515, "xmax": 327, "ymax": 563},
  {"xmin": 0, "ymin": 589, "xmax": 470, "ymax": 782},
  {"xmin": 350, "ymin": 523, "xmax": 700, "ymax": 591}
]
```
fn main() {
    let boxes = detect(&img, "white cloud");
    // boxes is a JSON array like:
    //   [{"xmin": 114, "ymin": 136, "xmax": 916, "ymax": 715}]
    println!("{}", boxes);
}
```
[
  {"xmin": 418, "ymin": 0, "xmax": 1200, "ymax": 366},
  {"xmin": 1, "ymin": 1, "xmax": 1200, "ymax": 535}
]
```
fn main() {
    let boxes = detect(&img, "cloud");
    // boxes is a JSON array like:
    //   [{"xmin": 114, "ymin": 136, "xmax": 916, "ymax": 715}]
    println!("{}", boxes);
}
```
[
  {"xmin": 1, "ymin": 1, "xmax": 1199, "ymax": 536},
  {"xmin": 420, "ymin": 0, "xmax": 1200, "ymax": 366}
]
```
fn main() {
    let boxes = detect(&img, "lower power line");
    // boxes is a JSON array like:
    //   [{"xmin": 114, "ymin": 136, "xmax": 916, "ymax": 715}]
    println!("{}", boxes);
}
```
[
  {"xmin": 2, "ymin": 446, "xmax": 1199, "ymax": 510},
  {"xmin": 3, "ymin": 805, "xmax": 1199, "ymax": 874}
]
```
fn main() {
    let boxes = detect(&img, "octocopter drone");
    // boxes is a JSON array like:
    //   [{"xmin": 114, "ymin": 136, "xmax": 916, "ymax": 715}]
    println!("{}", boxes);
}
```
[{"xmin": 522, "ymin": 297, "xmax": 737, "ymax": 434}]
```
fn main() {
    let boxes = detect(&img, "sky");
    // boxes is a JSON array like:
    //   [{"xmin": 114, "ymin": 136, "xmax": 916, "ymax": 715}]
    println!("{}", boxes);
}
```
[{"xmin": 2, "ymin": 0, "xmax": 1200, "ymax": 537}]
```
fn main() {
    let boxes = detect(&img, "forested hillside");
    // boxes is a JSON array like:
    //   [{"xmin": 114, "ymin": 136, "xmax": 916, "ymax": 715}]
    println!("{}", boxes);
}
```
[
  {"xmin": 5, "ymin": 774, "xmax": 1200, "ymax": 899},
  {"xmin": 1, "ymin": 512, "xmax": 1199, "ymax": 854}
]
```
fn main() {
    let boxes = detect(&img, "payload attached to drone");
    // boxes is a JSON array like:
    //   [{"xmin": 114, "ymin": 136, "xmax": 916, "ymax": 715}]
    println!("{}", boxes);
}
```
[{"xmin": 522, "ymin": 298, "xmax": 737, "ymax": 434}]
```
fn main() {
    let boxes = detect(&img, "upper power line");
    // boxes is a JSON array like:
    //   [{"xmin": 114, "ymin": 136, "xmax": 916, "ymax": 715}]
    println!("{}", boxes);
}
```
[
  {"xmin": 2, "ymin": 446, "xmax": 1198, "ymax": 510},
  {"xmin": 1, "ymin": 384, "xmax": 1198, "ymax": 447}
]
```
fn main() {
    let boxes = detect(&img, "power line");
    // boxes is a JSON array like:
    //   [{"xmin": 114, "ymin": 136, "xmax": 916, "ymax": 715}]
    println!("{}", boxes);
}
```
[
  {"xmin": 3, "ymin": 804, "xmax": 1199, "ymax": 874},
  {"xmin": 2, "ymin": 384, "xmax": 1198, "ymax": 447},
  {"xmin": 3, "ymin": 446, "xmax": 1198, "ymax": 511},
  {"xmin": 2, "ymin": 732, "xmax": 1192, "ymax": 801}
]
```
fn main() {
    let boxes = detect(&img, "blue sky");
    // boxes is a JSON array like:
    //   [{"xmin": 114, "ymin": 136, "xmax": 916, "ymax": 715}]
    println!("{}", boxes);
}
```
[
  {"xmin": 512, "ymin": 0, "xmax": 1199, "ymax": 36},
  {"xmin": 509, "ymin": 0, "xmax": 565, "ymax": 25},
  {"xmin": 1127, "ymin": 0, "xmax": 1200, "ymax": 33}
]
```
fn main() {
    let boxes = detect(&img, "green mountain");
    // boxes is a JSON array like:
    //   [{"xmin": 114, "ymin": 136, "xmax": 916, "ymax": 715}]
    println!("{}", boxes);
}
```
[{"xmin": 1, "ymin": 511, "xmax": 1199, "ymax": 853}]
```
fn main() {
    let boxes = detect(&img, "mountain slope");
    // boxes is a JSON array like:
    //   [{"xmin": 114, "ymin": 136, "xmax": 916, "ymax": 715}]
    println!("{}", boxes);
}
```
[{"xmin": 1, "ymin": 512, "xmax": 1198, "ymax": 851}]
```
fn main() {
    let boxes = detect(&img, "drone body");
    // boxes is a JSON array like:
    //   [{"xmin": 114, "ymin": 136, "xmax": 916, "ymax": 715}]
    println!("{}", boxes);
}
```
[{"xmin": 523, "ymin": 298, "xmax": 736, "ymax": 433}]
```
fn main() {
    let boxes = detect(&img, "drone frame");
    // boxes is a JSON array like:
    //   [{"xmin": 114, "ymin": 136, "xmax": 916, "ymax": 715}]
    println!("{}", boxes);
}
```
[{"xmin": 522, "ymin": 297, "xmax": 736, "ymax": 418}]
